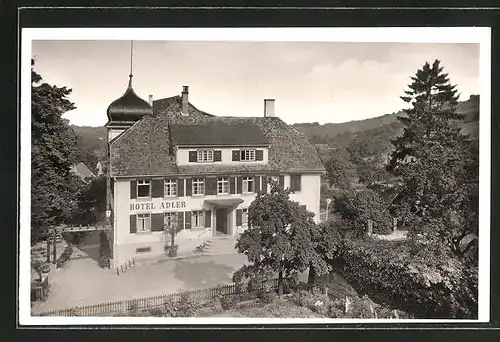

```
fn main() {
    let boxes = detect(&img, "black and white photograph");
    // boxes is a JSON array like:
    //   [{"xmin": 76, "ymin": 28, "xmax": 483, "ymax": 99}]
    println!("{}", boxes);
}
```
[{"xmin": 20, "ymin": 27, "xmax": 491, "ymax": 324}]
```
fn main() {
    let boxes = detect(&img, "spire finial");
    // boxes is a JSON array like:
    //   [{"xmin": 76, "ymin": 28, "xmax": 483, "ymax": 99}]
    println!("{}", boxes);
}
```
[{"xmin": 127, "ymin": 40, "xmax": 134, "ymax": 89}]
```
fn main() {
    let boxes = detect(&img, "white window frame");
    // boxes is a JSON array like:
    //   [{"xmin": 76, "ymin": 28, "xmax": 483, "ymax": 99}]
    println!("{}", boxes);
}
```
[
  {"xmin": 240, "ymin": 149, "xmax": 256, "ymax": 161},
  {"xmin": 217, "ymin": 177, "xmax": 229, "ymax": 194},
  {"xmin": 242, "ymin": 176, "xmax": 254, "ymax": 193},
  {"xmin": 164, "ymin": 179, "xmax": 177, "ymax": 197},
  {"xmin": 192, "ymin": 210, "xmax": 204, "ymax": 228},
  {"xmin": 137, "ymin": 180, "xmax": 151, "ymax": 198},
  {"xmin": 164, "ymin": 212, "xmax": 176, "ymax": 230},
  {"xmin": 137, "ymin": 213, "xmax": 151, "ymax": 232},
  {"xmin": 192, "ymin": 178, "xmax": 205, "ymax": 195},
  {"xmin": 197, "ymin": 149, "xmax": 214, "ymax": 163},
  {"xmin": 242, "ymin": 208, "xmax": 249, "ymax": 227}
]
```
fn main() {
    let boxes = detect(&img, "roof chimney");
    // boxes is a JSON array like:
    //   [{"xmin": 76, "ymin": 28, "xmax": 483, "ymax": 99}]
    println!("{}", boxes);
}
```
[
  {"xmin": 148, "ymin": 94, "xmax": 153, "ymax": 106},
  {"xmin": 264, "ymin": 99, "xmax": 275, "ymax": 117},
  {"xmin": 181, "ymin": 86, "xmax": 189, "ymax": 116}
]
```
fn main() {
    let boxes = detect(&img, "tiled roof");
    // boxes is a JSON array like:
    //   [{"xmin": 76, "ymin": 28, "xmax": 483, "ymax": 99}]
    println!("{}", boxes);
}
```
[
  {"xmin": 71, "ymin": 162, "xmax": 96, "ymax": 180},
  {"xmin": 171, "ymin": 122, "xmax": 268, "ymax": 146},
  {"xmin": 109, "ymin": 97, "xmax": 325, "ymax": 177}
]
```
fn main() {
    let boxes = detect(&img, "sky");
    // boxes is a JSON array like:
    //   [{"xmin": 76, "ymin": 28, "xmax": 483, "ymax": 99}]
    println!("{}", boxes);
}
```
[{"xmin": 31, "ymin": 40, "xmax": 480, "ymax": 127}]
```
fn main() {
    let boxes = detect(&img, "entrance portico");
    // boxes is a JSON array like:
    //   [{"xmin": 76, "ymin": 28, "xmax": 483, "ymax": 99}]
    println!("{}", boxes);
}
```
[{"xmin": 204, "ymin": 198, "xmax": 244, "ymax": 237}]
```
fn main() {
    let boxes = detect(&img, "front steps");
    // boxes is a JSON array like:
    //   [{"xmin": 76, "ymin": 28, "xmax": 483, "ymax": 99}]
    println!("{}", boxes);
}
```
[{"xmin": 203, "ymin": 237, "xmax": 238, "ymax": 255}]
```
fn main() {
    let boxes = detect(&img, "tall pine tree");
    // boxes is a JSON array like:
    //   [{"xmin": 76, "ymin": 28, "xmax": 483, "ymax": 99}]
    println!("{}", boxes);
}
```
[
  {"xmin": 388, "ymin": 60, "xmax": 478, "ymax": 263},
  {"xmin": 31, "ymin": 59, "xmax": 83, "ymax": 242}
]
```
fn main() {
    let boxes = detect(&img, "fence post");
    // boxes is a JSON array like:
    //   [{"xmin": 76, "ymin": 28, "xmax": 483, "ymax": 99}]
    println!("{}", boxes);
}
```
[
  {"xmin": 393, "ymin": 217, "xmax": 398, "ymax": 232},
  {"xmin": 345, "ymin": 296, "xmax": 350, "ymax": 314},
  {"xmin": 367, "ymin": 220, "xmax": 373, "ymax": 236}
]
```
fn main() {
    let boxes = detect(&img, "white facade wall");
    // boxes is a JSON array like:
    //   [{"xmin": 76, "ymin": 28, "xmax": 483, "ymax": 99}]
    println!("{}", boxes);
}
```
[
  {"xmin": 108, "ymin": 128, "xmax": 126, "ymax": 142},
  {"xmin": 176, "ymin": 147, "xmax": 269, "ymax": 165},
  {"xmin": 111, "ymin": 173, "xmax": 321, "ymax": 268}
]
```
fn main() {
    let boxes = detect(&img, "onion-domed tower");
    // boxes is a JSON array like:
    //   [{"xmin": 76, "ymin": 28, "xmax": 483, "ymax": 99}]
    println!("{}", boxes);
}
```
[{"xmin": 105, "ymin": 73, "xmax": 153, "ymax": 142}]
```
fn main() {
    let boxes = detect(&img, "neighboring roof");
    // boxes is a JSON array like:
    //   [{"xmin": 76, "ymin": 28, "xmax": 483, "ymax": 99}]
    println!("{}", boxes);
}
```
[
  {"xmin": 171, "ymin": 122, "xmax": 268, "ymax": 146},
  {"xmin": 109, "ymin": 96, "xmax": 325, "ymax": 177},
  {"xmin": 71, "ymin": 162, "xmax": 96, "ymax": 180},
  {"xmin": 106, "ymin": 75, "xmax": 153, "ymax": 124}
]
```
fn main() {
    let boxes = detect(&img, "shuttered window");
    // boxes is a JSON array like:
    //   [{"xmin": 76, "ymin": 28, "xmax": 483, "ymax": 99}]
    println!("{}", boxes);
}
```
[
  {"xmin": 290, "ymin": 174, "xmax": 302, "ymax": 192},
  {"xmin": 242, "ymin": 176, "xmax": 254, "ymax": 193},
  {"xmin": 242, "ymin": 208, "xmax": 249, "ymax": 226},
  {"xmin": 214, "ymin": 150, "xmax": 222, "ymax": 162},
  {"xmin": 136, "ymin": 214, "xmax": 151, "ymax": 232},
  {"xmin": 236, "ymin": 209, "xmax": 243, "ymax": 226},
  {"xmin": 152, "ymin": 179, "xmax": 164, "ymax": 198},
  {"xmin": 189, "ymin": 151, "xmax": 197, "ymax": 162},
  {"xmin": 232, "ymin": 150, "xmax": 240, "ymax": 161},
  {"xmin": 137, "ymin": 180, "xmax": 151, "ymax": 198},
  {"xmin": 205, "ymin": 210, "xmax": 212, "ymax": 228},
  {"xmin": 256, "ymin": 150, "xmax": 264, "ymax": 161},
  {"xmin": 192, "ymin": 178, "xmax": 205, "ymax": 195},
  {"xmin": 164, "ymin": 179, "xmax": 177, "ymax": 197},
  {"xmin": 192, "ymin": 211, "xmax": 204, "ymax": 228},
  {"xmin": 217, "ymin": 177, "xmax": 229, "ymax": 194}
]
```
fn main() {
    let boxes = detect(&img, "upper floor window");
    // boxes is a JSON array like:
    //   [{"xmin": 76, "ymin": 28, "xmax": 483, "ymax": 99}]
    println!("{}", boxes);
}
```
[
  {"xmin": 137, "ymin": 213, "xmax": 151, "ymax": 232},
  {"xmin": 193, "ymin": 178, "xmax": 205, "ymax": 195},
  {"xmin": 164, "ymin": 179, "xmax": 177, "ymax": 197},
  {"xmin": 240, "ymin": 149, "xmax": 256, "ymax": 161},
  {"xmin": 137, "ymin": 180, "xmax": 151, "ymax": 198},
  {"xmin": 217, "ymin": 177, "xmax": 229, "ymax": 194},
  {"xmin": 197, "ymin": 150, "xmax": 214, "ymax": 162},
  {"xmin": 242, "ymin": 176, "xmax": 254, "ymax": 193}
]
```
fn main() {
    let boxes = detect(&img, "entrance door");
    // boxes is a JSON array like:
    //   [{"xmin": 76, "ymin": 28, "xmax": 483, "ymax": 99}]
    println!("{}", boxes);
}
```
[{"xmin": 216, "ymin": 208, "xmax": 228, "ymax": 235}]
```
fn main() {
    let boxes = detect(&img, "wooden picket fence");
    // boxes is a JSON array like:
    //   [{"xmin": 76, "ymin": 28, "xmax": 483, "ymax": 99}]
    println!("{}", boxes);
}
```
[{"xmin": 36, "ymin": 279, "xmax": 279, "ymax": 317}]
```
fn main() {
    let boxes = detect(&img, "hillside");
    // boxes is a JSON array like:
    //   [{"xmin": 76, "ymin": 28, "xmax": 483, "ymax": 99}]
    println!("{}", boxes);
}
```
[
  {"xmin": 293, "ymin": 95, "xmax": 479, "ymax": 143},
  {"xmin": 71, "ymin": 125, "xmax": 107, "ymax": 169}
]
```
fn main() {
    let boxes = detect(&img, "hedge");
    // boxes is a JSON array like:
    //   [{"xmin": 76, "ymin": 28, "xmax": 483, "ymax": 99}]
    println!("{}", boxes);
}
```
[{"xmin": 337, "ymin": 237, "xmax": 478, "ymax": 318}]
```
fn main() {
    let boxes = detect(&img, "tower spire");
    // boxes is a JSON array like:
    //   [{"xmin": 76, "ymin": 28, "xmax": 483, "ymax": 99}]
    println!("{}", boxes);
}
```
[{"xmin": 128, "ymin": 40, "xmax": 134, "ymax": 88}]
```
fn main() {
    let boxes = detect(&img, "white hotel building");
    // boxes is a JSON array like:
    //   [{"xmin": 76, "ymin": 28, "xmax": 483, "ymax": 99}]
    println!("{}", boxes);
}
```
[{"xmin": 105, "ymin": 75, "xmax": 325, "ymax": 268}]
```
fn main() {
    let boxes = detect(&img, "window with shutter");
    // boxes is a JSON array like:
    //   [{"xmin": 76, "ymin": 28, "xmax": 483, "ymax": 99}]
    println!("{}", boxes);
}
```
[
  {"xmin": 130, "ymin": 181, "xmax": 137, "ymax": 199},
  {"xmin": 236, "ymin": 209, "xmax": 242, "ymax": 226},
  {"xmin": 177, "ymin": 179, "xmax": 185, "ymax": 197},
  {"xmin": 152, "ymin": 179, "xmax": 164, "ymax": 198},
  {"xmin": 256, "ymin": 150, "xmax": 264, "ymax": 161},
  {"xmin": 230, "ymin": 176, "xmax": 236, "ymax": 194},
  {"xmin": 290, "ymin": 174, "xmax": 302, "ymax": 192},
  {"xmin": 279, "ymin": 175, "xmax": 285, "ymax": 190},
  {"xmin": 130, "ymin": 215, "xmax": 137, "ymax": 234},
  {"xmin": 232, "ymin": 150, "xmax": 240, "ymax": 161},
  {"xmin": 189, "ymin": 151, "xmax": 197, "ymax": 162},
  {"xmin": 214, "ymin": 150, "xmax": 222, "ymax": 162},
  {"xmin": 205, "ymin": 210, "xmax": 212, "ymax": 228},
  {"xmin": 151, "ymin": 213, "xmax": 165, "ymax": 231},
  {"xmin": 185, "ymin": 211, "xmax": 192, "ymax": 229},
  {"xmin": 236, "ymin": 177, "xmax": 243, "ymax": 194},
  {"xmin": 186, "ymin": 178, "xmax": 192, "ymax": 196},
  {"xmin": 177, "ymin": 212, "xmax": 184, "ymax": 230}
]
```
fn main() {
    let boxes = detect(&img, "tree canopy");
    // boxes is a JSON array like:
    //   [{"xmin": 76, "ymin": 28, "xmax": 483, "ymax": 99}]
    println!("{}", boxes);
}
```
[
  {"xmin": 233, "ymin": 181, "xmax": 331, "ymax": 296},
  {"xmin": 31, "ymin": 59, "xmax": 83, "ymax": 242},
  {"xmin": 387, "ymin": 60, "xmax": 479, "ymax": 263}
]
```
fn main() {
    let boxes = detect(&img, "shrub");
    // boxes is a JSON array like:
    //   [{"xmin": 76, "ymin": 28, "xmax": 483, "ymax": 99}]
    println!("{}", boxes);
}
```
[
  {"xmin": 338, "ymin": 236, "xmax": 478, "ymax": 318},
  {"xmin": 177, "ymin": 293, "xmax": 203, "ymax": 316},
  {"xmin": 258, "ymin": 291, "xmax": 276, "ymax": 305}
]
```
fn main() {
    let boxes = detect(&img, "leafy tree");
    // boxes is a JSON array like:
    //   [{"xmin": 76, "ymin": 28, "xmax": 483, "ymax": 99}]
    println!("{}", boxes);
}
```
[
  {"xmin": 325, "ymin": 147, "xmax": 355, "ymax": 189},
  {"xmin": 233, "ymin": 181, "xmax": 330, "ymax": 296},
  {"xmin": 334, "ymin": 189, "xmax": 393, "ymax": 236},
  {"xmin": 31, "ymin": 59, "xmax": 83, "ymax": 243},
  {"xmin": 387, "ymin": 60, "xmax": 478, "ymax": 263},
  {"xmin": 71, "ymin": 175, "xmax": 106, "ymax": 225}
]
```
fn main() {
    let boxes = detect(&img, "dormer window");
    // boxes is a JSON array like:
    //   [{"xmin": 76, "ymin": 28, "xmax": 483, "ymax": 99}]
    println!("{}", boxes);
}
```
[
  {"xmin": 240, "ymin": 149, "xmax": 256, "ymax": 161},
  {"xmin": 197, "ymin": 150, "xmax": 214, "ymax": 162}
]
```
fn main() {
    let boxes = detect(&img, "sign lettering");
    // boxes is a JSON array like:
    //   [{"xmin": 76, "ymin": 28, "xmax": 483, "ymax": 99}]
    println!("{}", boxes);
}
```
[{"xmin": 130, "ymin": 201, "xmax": 186, "ymax": 211}]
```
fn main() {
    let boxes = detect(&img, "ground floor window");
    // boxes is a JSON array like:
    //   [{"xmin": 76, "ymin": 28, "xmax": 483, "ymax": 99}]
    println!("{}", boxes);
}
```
[
  {"xmin": 242, "ymin": 208, "xmax": 249, "ymax": 226},
  {"xmin": 192, "ymin": 210, "xmax": 204, "ymax": 228},
  {"xmin": 164, "ymin": 212, "xmax": 176, "ymax": 230},
  {"xmin": 217, "ymin": 177, "xmax": 229, "ymax": 194},
  {"xmin": 137, "ymin": 213, "xmax": 151, "ymax": 232}
]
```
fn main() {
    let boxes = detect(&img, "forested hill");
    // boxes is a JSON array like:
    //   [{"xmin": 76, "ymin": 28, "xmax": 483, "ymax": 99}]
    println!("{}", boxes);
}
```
[
  {"xmin": 292, "ymin": 94, "xmax": 479, "ymax": 145},
  {"xmin": 71, "ymin": 125, "xmax": 107, "ymax": 170}
]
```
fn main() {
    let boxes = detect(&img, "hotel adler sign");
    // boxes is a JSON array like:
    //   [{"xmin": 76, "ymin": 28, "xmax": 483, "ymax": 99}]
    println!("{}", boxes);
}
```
[{"xmin": 129, "ymin": 201, "xmax": 187, "ymax": 211}]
